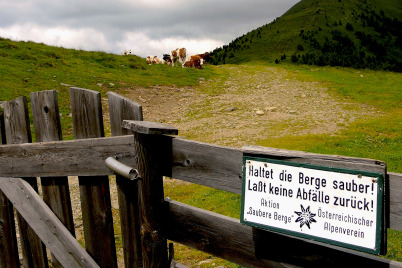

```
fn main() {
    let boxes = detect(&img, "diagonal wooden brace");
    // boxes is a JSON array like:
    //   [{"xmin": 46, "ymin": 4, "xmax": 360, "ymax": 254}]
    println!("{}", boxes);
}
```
[{"xmin": 0, "ymin": 177, "xmax": 99, "ymax": 268}]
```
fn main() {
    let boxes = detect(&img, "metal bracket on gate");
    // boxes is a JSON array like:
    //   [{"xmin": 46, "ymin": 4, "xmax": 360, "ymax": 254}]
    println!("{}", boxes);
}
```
[{"xmin": 105, "ymin": 157, "xmax": 140, "ymax": 181}]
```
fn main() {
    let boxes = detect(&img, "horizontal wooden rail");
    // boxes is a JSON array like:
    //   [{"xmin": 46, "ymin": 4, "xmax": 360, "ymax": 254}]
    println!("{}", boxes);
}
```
[
  {"xmin": 164, "ymin": 199, "xmax": 402, "ymax": 268},
  {"xmin": 0, "ymin": 136, "xmax": 401, "ymax": 231},
  {"xmin": 0, "ymin": 177, "xmax": 99, "ymax": 268},
  {"xmin": 0, "ymin": 135, "xmax": 135, "ymax": 177}
]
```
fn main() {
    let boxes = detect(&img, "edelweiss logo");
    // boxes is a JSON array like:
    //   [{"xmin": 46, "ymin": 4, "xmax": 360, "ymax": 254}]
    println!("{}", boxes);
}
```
[{"xmin": 294, "ymin": 205, "xmax": 316, "ymax": 229}]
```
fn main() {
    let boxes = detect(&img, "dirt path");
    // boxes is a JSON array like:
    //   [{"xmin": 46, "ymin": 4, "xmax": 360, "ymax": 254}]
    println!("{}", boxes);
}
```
[
  {"xmin": 84, "ymin": 64, "xmax": 382, "ymax": 267},
  {"xmin": 122, "ymin": 65, "xmax": 379, "ymax": 147}
]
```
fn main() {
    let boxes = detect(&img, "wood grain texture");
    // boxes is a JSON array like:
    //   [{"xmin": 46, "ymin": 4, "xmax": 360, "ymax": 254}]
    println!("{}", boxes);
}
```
[
  {"xmin": 3, "ymin": 96, "xmax": 48, "ymax": 268},
  {"xmin": 31, "ymin": 90, "xmax": 75, "ymax": 268},
  {"xmin": 0, "ymin": 190, "xmax": 19, "ymax": 268},
  {"xmin": 108, "ymin": 91, "xmax": 143, "ymax": 136},
  {"xmin": 133, "ymin": 131, "xmax": 170, "ymax": 267},
  {"xmin": 242, "ymin": 145, "xmax": 387, "ymax": 174},
  {"xmin": 108, "ymin": 92, "xmax": 143, "ymax": 268},
  {"xmin": 165, "ymin": 199, "xmax": 402, "ymax": 268},
  {"xmin": 0, "ymin": 111, "xmax": 6, "ymax": 144},
  {"xmin": 3, "ymin": 96, "xmax": 32, "ymax": 144},
  {"xmin": 31, "ymin": 90, "xmax": 62, "ymax": 142},
  {"xmin": 0, "ymin": 110, "xmax": 20, "ymax": 268},
  {"xmin": 70, "ymin": 87, "xmax": 117, "ymax": 268},
  {"xmin": 0, "ymin": 137, "xmax": 401, "ymax": 232},
  {"xmin": 0, "ymin": 177, "xmax": 99, "ymax": 268},
  {"xmin": 122, "ymin": 120, "xmax": 178, "ymax": 135},
  {"xmin": 70, "ymin": 87, "xmax": 104, "ymax": 139},
  {"xmin": 389, "ymin": 172, "xmax": 402, "ymax": 230},
  {"xmin": 0, "ymin": 136, "xmax": 135, "ymax": 177},
  {"xmin": 172, "ymin": 138, "xmax": 243, "ymax": 194}
]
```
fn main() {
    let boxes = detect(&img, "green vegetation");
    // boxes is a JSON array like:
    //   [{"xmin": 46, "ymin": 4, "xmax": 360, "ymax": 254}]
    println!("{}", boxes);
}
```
[
  {"xmin": 210, "ymin": 0, "xmax": 402, "ymax": 72},
  {"xmin": 0, "ymin": 37, "xmax": 216, "ymax": 139}
]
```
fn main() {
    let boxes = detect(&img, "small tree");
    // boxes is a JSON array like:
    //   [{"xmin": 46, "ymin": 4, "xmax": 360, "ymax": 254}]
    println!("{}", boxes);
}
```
[
  {"xmin": 297, "ymin": 44, "xmax": 304, "ymax": 51},
  {"xmin": 346, "ymin": 22, "xmax": 354, "ymax": 31}
]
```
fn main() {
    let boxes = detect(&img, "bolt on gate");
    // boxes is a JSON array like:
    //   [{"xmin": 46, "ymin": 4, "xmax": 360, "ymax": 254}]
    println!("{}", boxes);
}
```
[{"xmin": 0, "ymin": 88, "xmax": 401, "ymax": 268}]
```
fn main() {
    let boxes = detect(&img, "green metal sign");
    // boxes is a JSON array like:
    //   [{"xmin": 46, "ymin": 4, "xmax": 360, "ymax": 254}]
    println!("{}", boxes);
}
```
[{"xmin": 241, "ymin": 156, "xmax": 384, "ymax": 255}]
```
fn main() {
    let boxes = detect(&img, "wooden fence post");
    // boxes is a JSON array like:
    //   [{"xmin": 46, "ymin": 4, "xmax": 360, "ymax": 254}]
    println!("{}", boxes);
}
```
[
  {"xmin": 122, "ymin": 120, "xmax": 178, "ymax": 268},
  {"xmin": 108, "ymin": 92, "xmax": 143, "ymax": 268},
  {"xmin": 0, "ymin": 110, "xmax": 20, "ymax": 268},
  {"xmin": 31, "ymin": 90, "xmax": 75, "ymax": 268},
  {"xmin": 3, "ymin": 96, "xmax": 48, "ymax": 268},
  {"xmin": 70, "ymin": 87, "xmax": 117, "ymax": 268}
]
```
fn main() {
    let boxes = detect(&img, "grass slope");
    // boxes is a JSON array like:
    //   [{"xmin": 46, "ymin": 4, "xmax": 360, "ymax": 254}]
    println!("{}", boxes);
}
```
[
  {"xmin": 0, "ymin": 37, "xmax": 216, "ymax": 139},
  {"xmin": 210, "ymin": 0, "xmax": 402, "ymax": 71}
]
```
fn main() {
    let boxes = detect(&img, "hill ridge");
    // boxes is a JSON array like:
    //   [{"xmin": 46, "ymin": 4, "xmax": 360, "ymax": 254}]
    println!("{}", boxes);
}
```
[{"xmin": 210, "ymin": 0, "xmax": 402, "ymax": 72}]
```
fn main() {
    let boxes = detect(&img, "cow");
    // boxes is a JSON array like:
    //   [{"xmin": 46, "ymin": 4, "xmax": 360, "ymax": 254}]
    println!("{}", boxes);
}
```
[
  {"xmin": 123, "ymin": 49, "xmax": 131, "ymax": 56},
  {"xmin": 188, "ymin": 52, "xmax": 212, "ymax": 65},
  {"xmin": 163, "ymin": 54, "xmax": 172, "ymax": 65},
  {"xmin": 146, "ymin": 55, "xmax": 154, "ymax": 64},
  {"xmin": 146, "ymin": 55, "xmax": 162, "ymax": 65},
  {"xmin": 153, "ymin": 57, "xmax": 163, "ymax": 64},
  {"xmin": 182, "ymin": 58, "xmax": 202, "ymax": 69},
  {"xmin": 170, "ymin": 48, "xmax": 186, "ymax": 67}
]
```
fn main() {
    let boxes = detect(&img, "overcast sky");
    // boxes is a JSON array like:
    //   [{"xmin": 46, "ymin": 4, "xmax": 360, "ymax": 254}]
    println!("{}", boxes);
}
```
[{"xmin": 0, "ymin": 0, "xmax": 299, "ymax": 58}]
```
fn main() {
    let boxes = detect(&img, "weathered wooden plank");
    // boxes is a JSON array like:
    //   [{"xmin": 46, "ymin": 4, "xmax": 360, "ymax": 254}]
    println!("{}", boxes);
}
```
[
  {"xmin": 4, "ymin": 96, "xmax": 48, "ymax": 268},
  {"xmin": 122, "ymin": 120, "xmax": 178, "ymax": 135},
  {"xmin": 70, "ymin": 87, "xmax": 117, "ymax": 268},
  {"xmin": 31, "ymin": 90, "xmax": 63, "ymax": 142},
  {"xmin": 108, "ymin": 91, "xmax": 143, "ymax": 136},
  {"xmin": 70, "ymin": 87, "xmax": 104, "ymax": 139},
  {"xmin": 389, "ymin": 172, "xmax": 402, "ymax": 231},
  {"xmin": 126, "ymin": 120, "xmax": 174, "ymax": 267},
  {"xmin": 31, "ymin": 90, "xmax": 75, "ymax": 268},
  {"xmin": 242, "ymin": 145, "xmax": 387, "ymax": 174},
  {"xmin": 0, "ymin": 137, "xmax": 401, "ymax": 231},
  {"xmin": 172, "ymin": 138, "xmax": 244, "ymax": 194},
  {"xmin": 164, "ymin": 199, "xmax": 402, "ymax": 268},
  {"xmin": 0, "ymin": 177, "xmax": 100, "ymax": 268},
  {"xmin": 108, "ymin": 92, "xmax": 143, "ymax": 268},
  {"xmin": 0, "ymin": 190, "xmax": 20, "ymax": 268},
  {"xmin": 0, "ymin": 110, "xmax": 20, "ymax": 268},
  {"xmin": 3, "ymin": 96, "xmax": 32, "ymax": 144},
  {"xmin": 0, "ymin": 111, "xmax": 6, "ymax": 144},
  {"xmin": 0, "ymin": 135, "xmax": 134, "ymax": 177}
]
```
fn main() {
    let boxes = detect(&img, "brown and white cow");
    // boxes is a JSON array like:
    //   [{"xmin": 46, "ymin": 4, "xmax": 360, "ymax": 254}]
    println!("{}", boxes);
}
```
[
  {"xmin": 146, "ymin": 55, "xmax": 162, "ymax": 65},
  {"xmin": 188, "ymin": 52, "xmax": 212, "ymax": 65},
  {"xmin": 170, "ymin": 48, "xmax": 186, "ymax": 67},
  {"xmin": 182, "ymin": 58, "xmax": 202, "ymax": 69}
]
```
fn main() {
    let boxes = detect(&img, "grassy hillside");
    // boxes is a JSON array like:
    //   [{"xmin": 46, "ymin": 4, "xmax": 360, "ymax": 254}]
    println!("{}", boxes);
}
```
[
  {"xmin": 0, "ymin": 37, "xmax": 216, "ymax": 139},
  {"xmin": 210, "ymin": 0, "xmax": 402, "ymax": 71}
]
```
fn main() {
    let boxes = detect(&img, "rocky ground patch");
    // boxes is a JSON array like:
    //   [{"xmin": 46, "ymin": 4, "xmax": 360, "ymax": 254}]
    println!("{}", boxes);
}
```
[{"xmin": 123, "ymin": 65, "xmax": 379, "ymax": 147}]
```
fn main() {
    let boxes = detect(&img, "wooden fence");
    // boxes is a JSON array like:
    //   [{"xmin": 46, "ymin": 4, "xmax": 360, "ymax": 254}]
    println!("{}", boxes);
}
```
[{"xmin": 0, "ymin": 88, "xmax": 401, "ymax": 268}]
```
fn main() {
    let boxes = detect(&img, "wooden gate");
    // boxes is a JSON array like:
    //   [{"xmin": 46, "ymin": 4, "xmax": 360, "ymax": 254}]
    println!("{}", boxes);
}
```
[{"xmin": 0, "ymin": 88, "xmax": 401, "ymax": 268}]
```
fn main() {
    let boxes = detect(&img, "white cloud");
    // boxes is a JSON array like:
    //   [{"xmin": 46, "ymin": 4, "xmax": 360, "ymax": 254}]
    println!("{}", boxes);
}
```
[
  {"xmin": 118, "ymin": 32, "xmax": 223, "ymax": 57},
  {"xmin": 0, "ymin": 24, "xmax": 112, "ymax": 52},
  {"xmin": 0, "ymin": 0, "xmax": 300, "ymax": 57}
]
